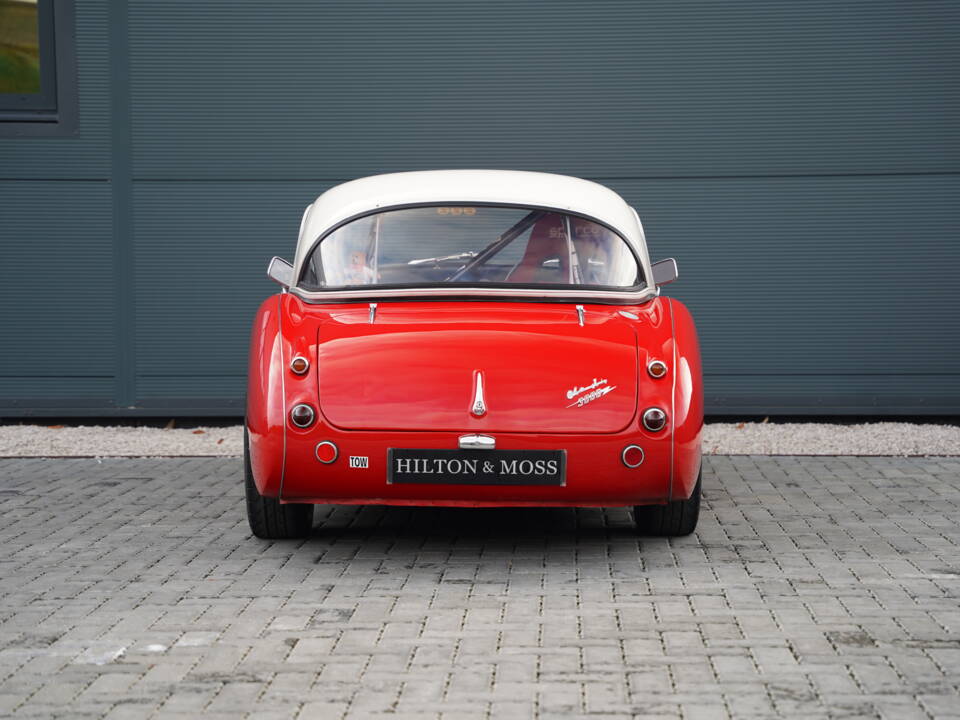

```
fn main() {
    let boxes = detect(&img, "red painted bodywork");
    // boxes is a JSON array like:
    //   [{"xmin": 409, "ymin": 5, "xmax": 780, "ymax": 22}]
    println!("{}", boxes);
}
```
[{"xmin": 246, "ymin": 293, "xmax": 702, "ymax": 507}]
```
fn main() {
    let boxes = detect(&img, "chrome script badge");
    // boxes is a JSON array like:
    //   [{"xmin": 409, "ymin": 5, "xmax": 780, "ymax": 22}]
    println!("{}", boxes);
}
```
[{"xmin": 566, "ymin": 377, "xmax": 616, "ymax": 408}]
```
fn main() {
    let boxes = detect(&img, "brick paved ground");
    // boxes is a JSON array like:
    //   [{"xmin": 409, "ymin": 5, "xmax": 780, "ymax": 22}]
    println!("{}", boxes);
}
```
[{"xmin": 0, "ymin": 456, "xmax": 959, "ymax": 719}]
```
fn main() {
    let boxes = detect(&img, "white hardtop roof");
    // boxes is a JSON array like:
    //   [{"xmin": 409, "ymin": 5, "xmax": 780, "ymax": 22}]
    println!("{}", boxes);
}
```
[{"xmin": 293, "ymin": 170, "xmax": 649, "ymax": 278}]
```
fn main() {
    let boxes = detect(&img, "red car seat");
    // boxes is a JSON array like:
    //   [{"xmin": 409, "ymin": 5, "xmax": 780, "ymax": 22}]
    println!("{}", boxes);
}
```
[{"xmin": 506, "ymin": 213, "xmax": 570, "ymax": 283}]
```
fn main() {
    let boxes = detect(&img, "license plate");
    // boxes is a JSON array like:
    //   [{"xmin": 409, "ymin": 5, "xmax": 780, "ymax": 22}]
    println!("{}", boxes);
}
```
[{"xmin": 388, "ymin": 448, "xmax": 565, "ymax": 486}]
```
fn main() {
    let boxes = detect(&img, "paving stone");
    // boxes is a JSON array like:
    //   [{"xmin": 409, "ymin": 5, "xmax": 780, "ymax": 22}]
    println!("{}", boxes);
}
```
[{"xmin": 1, "ymin": 456, "xmax": 959, "ymax": 718}]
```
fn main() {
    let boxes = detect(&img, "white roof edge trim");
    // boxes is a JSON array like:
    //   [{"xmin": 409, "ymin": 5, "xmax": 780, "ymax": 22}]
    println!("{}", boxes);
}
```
[
  {"xmin": 291, "ymin": 170, "xmax": 653, "ymax": 285},
  {"xmin": 296, "ymin": 203, "xmax": 313, "ymax": 246}
]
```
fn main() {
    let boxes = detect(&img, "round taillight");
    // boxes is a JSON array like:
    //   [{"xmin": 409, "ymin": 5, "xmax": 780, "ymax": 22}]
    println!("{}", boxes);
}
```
[
  {"xmin": 315, "ymin": 441, "xmax": 338, "ymax": 464},
  {"xmin": 642, "ymin": 407, "xmax": 667, "ymax": 432},
  {"xmin": 647, "ymin": 360, "xmax": 668, "ymax": 379},
  {"xmin": 290, "ymin": 403, "xmax": 315, "ymax": 428},
  {"xmin": 622, "ymin": 445, "xmax": 644, "ymax": 468},
  {"xmin": 290, "ymin": 356, "xmax": 309, "ymax": 375}
]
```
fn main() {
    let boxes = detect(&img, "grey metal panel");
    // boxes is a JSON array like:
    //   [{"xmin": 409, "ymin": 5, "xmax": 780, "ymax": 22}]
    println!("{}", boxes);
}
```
[
  {"xmin": 705, "ymin": 374, "xmax": 960, "ymax": 416},
  {"xmin": 0, "ymin": 397, "xmax": 240, "ymax": 417},
  {"xmin": 1, "ymin": 1, "xmax": 957, "ymax": 417},
  {"xmin": 0, "ymin": 0, "xmax": 110, "ymax": 177},
  {"xmin": 132, "ymin": 181, "xmax": 334, "ymax": 403},
  {"xmin": 136, "ymin": 376, "xmax": 246, "ymax": 400},
  {"xmin": 0, "ymin": 181, "xmax": 115, "ymax": 383},
  {"xmin": 129, "ymin": 0, "xmax": 959, "ymax": 179},
  {"xmin": 606, "ymin": 174, "xmax": 960, "ymax": 377},
  {"xmin": 0, "ymin": 378, "xmax": 114, "ymax": 399}
]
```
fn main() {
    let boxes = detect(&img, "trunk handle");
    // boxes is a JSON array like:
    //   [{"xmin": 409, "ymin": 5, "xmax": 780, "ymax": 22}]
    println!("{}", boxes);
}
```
[{"xmin": 458, "ymin": 434, "xmax": 496, "ymax": 450}]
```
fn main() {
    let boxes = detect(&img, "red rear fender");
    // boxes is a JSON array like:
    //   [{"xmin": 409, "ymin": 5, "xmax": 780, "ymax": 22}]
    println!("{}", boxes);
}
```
[
  {"xmin": 669, "ymin": 298, "xmax": 704, "ymax": 500},
  {"xmin": 245, "ymin": 295, "xmax": 286, "ymax": 496}
]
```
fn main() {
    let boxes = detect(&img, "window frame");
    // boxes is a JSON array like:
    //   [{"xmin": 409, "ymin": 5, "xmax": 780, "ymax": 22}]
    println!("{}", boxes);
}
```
[
  {"xmin": 297, "ymin": 202, "xmax": 648, "ymax": 295},
  {"xmin": 0, "ymin": 0, "xmax": 78, "ymax": 136}
]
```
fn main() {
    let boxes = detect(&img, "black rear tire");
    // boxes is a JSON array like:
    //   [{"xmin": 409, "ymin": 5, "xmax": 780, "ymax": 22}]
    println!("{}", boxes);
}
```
[
  {"xmin": 634, "ymin": 467, "xmax": 701, "ymax": 537},
  {"xmin": 244, "ymin": 427, "xmax": 313, "ymax": 539}
]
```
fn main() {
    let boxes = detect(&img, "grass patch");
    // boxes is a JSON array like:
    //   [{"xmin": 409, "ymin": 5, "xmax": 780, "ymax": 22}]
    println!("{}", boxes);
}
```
[{"xmin": 0, "ymin": 0, "xmax": 40, "ymax": 94}]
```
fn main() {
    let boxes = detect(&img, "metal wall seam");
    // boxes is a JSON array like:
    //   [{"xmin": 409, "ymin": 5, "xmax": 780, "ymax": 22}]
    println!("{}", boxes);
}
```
[{"xmin": 109, "ymin": 0, "xmax": 135, "ymax": 408}]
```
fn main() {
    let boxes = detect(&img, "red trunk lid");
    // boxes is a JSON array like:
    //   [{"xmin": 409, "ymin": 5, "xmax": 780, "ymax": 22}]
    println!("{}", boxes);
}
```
[{"xmin": 315, "ymin": 303, "xmax": 638, "ymax": 433}]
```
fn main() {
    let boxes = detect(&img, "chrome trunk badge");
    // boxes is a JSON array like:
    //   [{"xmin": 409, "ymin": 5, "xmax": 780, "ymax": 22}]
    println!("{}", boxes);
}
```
[
  {"xmin": 566, "ymin": 377, "xmax": 616, "ymax": 408},
  {"xmin": 471, "ymin": 370, "xmax": 487, "ymax": 417}
]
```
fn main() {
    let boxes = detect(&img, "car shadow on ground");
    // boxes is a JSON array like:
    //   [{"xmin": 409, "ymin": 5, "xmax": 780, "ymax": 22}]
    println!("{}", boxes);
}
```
[{"xmin": 302, "ymin": 503, "xmax": 655, "ymax": 546}]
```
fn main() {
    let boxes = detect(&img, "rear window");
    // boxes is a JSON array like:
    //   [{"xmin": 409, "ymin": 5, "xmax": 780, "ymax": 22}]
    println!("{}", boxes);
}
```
[{"xmin": 299, "ymin": 206, "xmax": 643, "ymax": 291}]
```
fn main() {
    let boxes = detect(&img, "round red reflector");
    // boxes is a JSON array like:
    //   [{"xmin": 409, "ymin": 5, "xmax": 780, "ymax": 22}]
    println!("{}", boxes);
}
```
[
  {"xmin": 622, "ymin": 445, "xmax": 644, "ymax": 468},
  {"xmin": 315, "ymin": 441, "xmax": 338, "ymax": 464},
  {"xmin": 290, "ymin": 356, "xmax": 309, "ymax": 374}
]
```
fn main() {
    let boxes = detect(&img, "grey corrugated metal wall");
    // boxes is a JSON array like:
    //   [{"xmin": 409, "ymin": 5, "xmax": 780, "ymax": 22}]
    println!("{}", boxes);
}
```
[{"xmin": 1, "ymin": 0, "xmax": 958, "ymax": 416}]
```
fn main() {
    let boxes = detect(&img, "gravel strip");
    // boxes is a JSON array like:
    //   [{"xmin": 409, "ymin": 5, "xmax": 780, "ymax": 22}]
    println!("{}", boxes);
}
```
[
  {"xmin": 0, "ymin": 421, "xmax": 958, "ymax": 457},
  {"xmin": 0, "ymin": 424, "xmax": 243, "ymax": 457},
  {"xmin": 703, "ymin": 421, "xmax": 960, "ymax": 456}
]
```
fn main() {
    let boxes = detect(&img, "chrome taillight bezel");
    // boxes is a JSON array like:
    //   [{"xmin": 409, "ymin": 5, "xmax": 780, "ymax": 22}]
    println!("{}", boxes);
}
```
[
  {"xmin": 290, "ymin": 403, "xmax": 316, "ymax": 428},
  {"xmin": 642, "ymin": 407, "xmax": 667, "ymax": 432},
  {"xmin": 647, "ymin": 360, "xmax": 668, "ymax": 379},
  {"xmin": 290, "ymin": 355, "xmax": 310, "ymax": 375}
]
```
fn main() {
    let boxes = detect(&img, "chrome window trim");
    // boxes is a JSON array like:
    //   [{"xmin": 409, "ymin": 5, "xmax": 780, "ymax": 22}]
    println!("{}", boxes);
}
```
[
  {"xmin": 290, "ymin": 285, "xmax": 657, "ymax": 304},
  {"xmin": 295, "ymin": 201, "xmax": 649, "ymax": 293}
]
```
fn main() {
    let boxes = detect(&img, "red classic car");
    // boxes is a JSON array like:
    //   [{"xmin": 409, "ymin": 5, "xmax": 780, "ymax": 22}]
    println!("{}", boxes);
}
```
[{"xmin": 245, "ymin": 170, "xmax": 702, "ymax": 538}]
